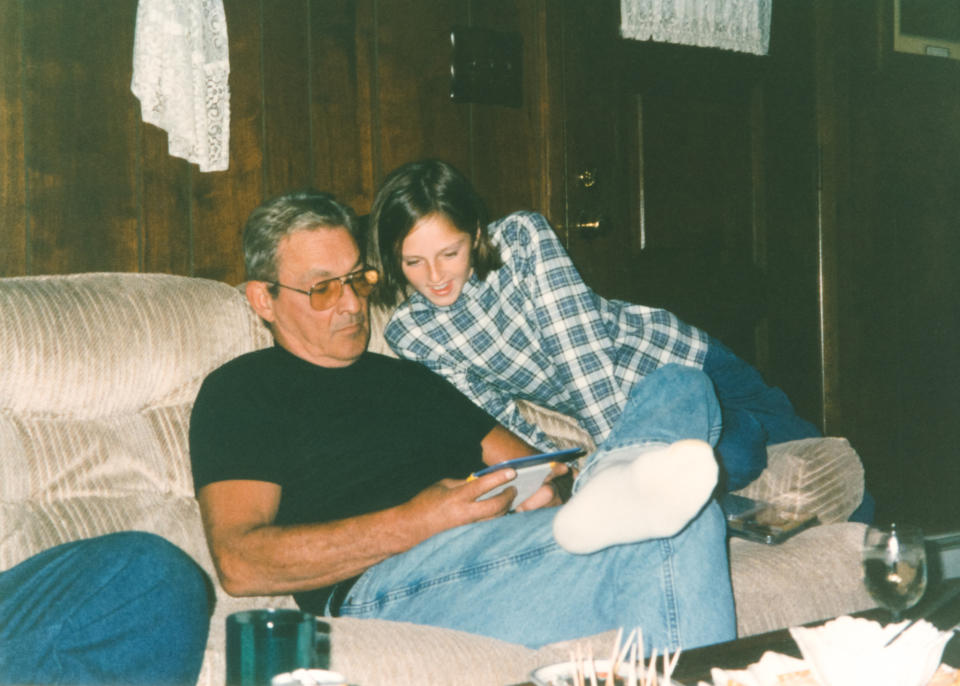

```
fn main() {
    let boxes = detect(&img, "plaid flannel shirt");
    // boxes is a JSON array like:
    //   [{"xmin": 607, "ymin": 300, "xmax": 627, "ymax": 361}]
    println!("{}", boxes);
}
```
[{"xmin": 384, "ymin": 211, "xmax": 709, "ymax": 448}]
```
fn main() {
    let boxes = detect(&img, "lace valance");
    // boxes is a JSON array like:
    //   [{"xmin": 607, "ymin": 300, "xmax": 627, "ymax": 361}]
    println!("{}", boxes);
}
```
[
  {"xmin": 620, "ymin": 0, "xmax": 771, "ymax": 56},
  {"xmin": 131, "ymin": 0, "xmax": 230, "ymax": 172}
]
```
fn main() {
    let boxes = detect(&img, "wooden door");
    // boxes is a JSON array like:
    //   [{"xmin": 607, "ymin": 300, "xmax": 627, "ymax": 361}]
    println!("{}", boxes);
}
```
[
  {"xmin": 612, "ymin": 43, "xmax": 766, "ymax": 364},
  {"xmin": 554, "ymin": 0, "xmax": 822, "ymax": 423}
]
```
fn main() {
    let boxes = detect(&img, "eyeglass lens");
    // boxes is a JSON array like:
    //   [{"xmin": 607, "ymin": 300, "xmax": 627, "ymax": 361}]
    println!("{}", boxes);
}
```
[{"xmin": 309, "ymin": 269, "xmax": 379, "ymax": 310}]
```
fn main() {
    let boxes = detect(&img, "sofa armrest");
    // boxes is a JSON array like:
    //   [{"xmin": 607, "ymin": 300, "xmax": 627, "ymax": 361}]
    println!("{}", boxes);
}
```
[{"xmin": 733, "ymin": 437, "xmax": 865, "ymax": 524}]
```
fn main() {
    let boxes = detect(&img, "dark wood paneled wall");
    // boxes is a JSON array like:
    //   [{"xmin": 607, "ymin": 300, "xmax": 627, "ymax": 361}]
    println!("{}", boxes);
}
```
[
  {"xmin": 1, "ymin": 0, "xmax": 556, "ymax": 283},
  {"xmin": 824, "ymin": 2, "xmax": 960, "ymax": 531},
  {"xmin": 1, "ymin": 1, "xmax": 26, "ymax": 275}
]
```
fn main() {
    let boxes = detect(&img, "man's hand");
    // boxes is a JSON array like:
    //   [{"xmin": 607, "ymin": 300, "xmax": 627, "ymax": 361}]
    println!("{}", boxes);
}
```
[
  {"xmin": 400, "ymin": 470, "xmax": 518, "ymax": 542},
  {"xmin": 515, "ymin": 461, "xmax": 572, "ymax": 512}
]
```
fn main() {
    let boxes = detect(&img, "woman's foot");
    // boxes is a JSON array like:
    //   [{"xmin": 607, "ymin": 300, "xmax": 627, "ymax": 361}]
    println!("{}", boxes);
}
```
[{"xmin": 552, "ymin": 439, "xmax": 718, "ymax": 554}]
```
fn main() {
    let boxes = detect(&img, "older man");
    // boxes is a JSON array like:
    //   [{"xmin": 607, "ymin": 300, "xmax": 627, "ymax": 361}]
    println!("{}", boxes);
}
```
[{"xmin": 189, "ymin": 190, "xmax": 735, "ymax": 652}]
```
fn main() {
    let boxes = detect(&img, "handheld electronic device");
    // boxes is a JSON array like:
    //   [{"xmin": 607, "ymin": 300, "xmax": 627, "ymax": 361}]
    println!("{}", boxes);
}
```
[{"xmin": 470, "ymin": 447, "xmax": 586, "ymax": 510}]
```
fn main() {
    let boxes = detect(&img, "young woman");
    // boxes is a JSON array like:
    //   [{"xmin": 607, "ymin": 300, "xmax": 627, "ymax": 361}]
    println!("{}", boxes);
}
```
[{"xmin": 370, "ymin": 159, "xmax": 824, "ymax": 495}]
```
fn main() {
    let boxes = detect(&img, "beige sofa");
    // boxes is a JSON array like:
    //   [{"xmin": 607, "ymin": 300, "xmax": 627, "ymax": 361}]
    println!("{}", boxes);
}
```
[{"xmin": 0, "ymin": 273, "xmax": 875, "ymax": 686}]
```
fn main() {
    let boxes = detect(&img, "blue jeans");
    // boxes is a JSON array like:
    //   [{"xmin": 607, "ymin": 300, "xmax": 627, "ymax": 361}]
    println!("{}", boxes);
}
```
[
  {"xmin": 0, "ymin": 532, "xmax": 211, "ymax": 686},
  {"xmin": 703, "ymin": 337, "xmax": 821, "ymax": 490},
  {"xmin": 333, "ymin": 365, "xmax": 736, "ymax": 653}
]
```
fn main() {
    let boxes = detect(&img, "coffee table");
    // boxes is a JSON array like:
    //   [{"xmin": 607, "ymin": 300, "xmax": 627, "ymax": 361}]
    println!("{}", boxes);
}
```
[
  {"xmin": 516, "ymin": 578, "xmax": 960, "ymax": 685},
  {"xmin": 671, "ymin": 577, "xmax": 960, "ymax": 684}
]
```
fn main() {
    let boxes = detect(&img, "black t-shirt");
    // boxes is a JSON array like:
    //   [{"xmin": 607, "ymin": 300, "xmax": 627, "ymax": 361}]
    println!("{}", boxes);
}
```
[{"xmin": 189, "ymin": 346, "xmax": 497, "ymax": 610}]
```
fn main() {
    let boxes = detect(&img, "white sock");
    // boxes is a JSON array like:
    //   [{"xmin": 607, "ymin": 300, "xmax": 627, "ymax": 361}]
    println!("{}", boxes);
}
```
[{"xmin": 552, "ymin": 439, "xmax": 718, "ymax": 554}]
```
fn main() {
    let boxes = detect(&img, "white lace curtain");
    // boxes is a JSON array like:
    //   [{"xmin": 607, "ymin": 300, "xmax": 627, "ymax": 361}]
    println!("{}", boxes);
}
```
[
  {"xmin": 620, "ymin": 0, "xmax": 771, "ymax": 55},
  {"xmin": 131, "ymin": 0, "xmax": 230, "ymax": 172}
]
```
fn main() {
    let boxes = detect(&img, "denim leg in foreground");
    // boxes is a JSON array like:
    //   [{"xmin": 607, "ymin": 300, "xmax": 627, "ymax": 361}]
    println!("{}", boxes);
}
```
[
  {"xmin": 0, "ymin": 532, "xmax": 211, "ymax": 686},
  {"xmin": 334, "ymin": 365, "xmax": 735, "ymax": 652}
]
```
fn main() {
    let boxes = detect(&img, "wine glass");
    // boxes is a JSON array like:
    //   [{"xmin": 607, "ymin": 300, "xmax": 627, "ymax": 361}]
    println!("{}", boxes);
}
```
[{"xmin": 862, "ymin": 522, "xmax": 928, "ymax": 622}]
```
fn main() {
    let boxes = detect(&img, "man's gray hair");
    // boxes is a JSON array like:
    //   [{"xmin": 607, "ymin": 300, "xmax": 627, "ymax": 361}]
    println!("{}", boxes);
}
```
[{"xmin": 243, "ymin": 190, "xmax": 361, "ymax": 284}]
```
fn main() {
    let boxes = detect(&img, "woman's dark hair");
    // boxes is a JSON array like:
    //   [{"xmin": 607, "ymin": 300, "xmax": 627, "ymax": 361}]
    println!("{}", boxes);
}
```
[{"xmin": 369, "ymin": 159, "xmax": 502, "ymax": 306}]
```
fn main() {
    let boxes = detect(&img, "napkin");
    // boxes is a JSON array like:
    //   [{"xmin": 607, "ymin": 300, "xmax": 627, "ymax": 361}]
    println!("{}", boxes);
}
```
[{"xmin": 789, "ymin": 616, "xmax": 953, "ymax": 686}]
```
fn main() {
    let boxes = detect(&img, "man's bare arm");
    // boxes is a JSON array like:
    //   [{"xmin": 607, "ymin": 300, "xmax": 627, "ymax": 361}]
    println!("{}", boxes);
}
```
[{"xmin": 198, "ymin": 472, "xmax": 518, "ymax": 597}]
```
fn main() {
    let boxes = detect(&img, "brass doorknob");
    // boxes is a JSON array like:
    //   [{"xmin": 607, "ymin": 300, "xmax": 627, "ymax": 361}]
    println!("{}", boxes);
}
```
[
  {"xmin": 578, "ymin": 169, "xmax": 597, "ymax": 189},
  {"xmin": 573, "ymin": 212, "xmax": 605, "ymax": 237}
]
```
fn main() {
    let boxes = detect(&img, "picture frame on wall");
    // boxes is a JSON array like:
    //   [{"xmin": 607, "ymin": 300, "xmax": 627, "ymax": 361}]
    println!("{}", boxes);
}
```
[{"xmin": 893, "ymin": 0, "xmax": 960, "ymax": 60}]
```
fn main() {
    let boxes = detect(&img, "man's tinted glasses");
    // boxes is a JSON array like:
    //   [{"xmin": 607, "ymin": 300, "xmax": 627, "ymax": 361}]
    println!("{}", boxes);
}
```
[{"xmin": 272, "ymin": 267, "xmax": 379, "ymax": 311}]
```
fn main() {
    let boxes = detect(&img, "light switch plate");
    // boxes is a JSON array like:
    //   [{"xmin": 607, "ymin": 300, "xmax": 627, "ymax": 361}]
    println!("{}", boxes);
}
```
[{"xmin": 450, "ymin": 26, "xmax": 522, "ymax": 107}]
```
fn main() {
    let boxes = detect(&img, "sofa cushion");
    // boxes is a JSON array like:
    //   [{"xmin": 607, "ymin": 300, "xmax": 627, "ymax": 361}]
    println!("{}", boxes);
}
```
[
  {"xmin": 728, "ymin": 522, "xmax": 875, "ymax": 636},
  {"xmin": 733, "ymin": 437, "xmax": 865, "ymax": 524},
  {"xmin": 327, "ymin": 616, "xmax": 540, "ymax": 686},
  {"xmin": 0, "ymin": 405, "xmax": 196, "ymax": 502},
  {"xmin": 327, "ymin": 617, "xmax": 668, "ymax": 686},
  {"xmin": 0, "ymin": 495, "xmax": 211, "ymax": 572},
  {"xmin": 516, "ymin": 398, "xmax": 597, "ymax": 452}
]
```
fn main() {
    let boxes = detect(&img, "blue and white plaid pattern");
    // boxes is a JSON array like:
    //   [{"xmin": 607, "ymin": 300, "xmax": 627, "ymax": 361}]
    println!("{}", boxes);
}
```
[{"xmin": 385, "ymin": 211, "xmax": 709, "ymax": 448}]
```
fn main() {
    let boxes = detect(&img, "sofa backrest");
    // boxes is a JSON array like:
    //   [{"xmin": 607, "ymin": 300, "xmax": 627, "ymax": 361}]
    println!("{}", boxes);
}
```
[
  {"xmin": 0, "ymin": 273, "xmax": 273, "ymax": 569},
  {"xmin": 1, "ymin": 273, "xmax": 272, "ymax": 420}
]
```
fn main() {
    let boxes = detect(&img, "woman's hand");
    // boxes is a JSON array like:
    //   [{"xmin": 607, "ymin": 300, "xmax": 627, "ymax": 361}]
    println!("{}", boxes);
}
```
[{"xmin": 515, "ymin": 462, "xmax": 575, "ymax": 512}]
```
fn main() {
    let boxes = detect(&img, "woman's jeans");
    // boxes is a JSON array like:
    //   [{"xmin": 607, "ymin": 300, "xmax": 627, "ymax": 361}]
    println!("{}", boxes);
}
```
[
  {"xmin": 334, "ymin": 365, "xmax": 736, "ymax": 653},
  {"xmin": 703, "ymin": 337, "xmax": 821, "ymax": 491},
  {"xmin": 0, "ymin": 532, "xmax": 210, "ymax": 686}
]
